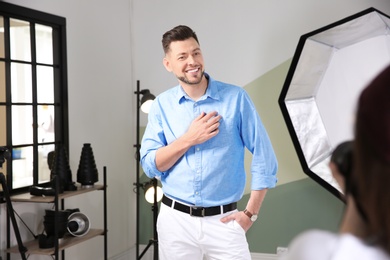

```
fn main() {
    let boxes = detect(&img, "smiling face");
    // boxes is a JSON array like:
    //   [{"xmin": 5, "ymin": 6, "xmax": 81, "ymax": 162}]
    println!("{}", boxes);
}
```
[{"xmin": 163, "ymin": 37, "xmax": 205, "ymax": 87}]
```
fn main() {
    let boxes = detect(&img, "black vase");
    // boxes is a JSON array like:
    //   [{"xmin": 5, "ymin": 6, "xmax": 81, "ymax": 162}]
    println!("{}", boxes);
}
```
[
  {"xmin": 77, "ymin": 143, "xmax": 98, "ymax": 187},
  {"xmin": 50, "ymin": 145, "xmax": 77, "ymax": 192}
]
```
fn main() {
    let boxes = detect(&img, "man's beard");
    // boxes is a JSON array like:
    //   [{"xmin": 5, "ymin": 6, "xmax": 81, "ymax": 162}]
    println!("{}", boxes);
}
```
[{"xmin": 176, "ymin": 70, "xmax": 204, "ymax": 85}]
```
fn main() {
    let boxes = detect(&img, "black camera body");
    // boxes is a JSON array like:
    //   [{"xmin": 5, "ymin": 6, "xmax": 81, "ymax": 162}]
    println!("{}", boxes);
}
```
[
  {"xmin": 331, "ymin": 141, "xmax": 353, "ymax": 178},
  {"xmin": 0, "ymin": 147, "xmax": 11, "ymax": 167}
]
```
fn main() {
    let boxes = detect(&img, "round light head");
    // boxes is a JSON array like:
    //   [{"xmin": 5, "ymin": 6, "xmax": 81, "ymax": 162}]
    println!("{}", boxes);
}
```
[
  {"xmin": 140, "ymin": 99, "xmax": 154, "ymax": 114},
  {"xmin": 140, "ymin": 90, "xmax": 155, "ymax": 114},
  {"xmin": 144, "ymin": 183, "xmax": 163, "ymax": 204}
]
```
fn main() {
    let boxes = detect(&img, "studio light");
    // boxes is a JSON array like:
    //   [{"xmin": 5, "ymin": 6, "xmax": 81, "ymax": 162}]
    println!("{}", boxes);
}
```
[
  {"xmin": 133, "ymin": 80, "xmax": 159, "ymax": 260},
  {"xmin": 144, "ymin": 181, "xmax": 163, "ymax": 204},
  {"xmin": 0, "ymin": 147, "xmax": 27, "ymax": 260},
  {"xmin": 278, "ymin": 7, "xmax": 390, "ymax": 200},
  {"xmin": 67, "ymin": 212, "xmax": 91, "ymax": 237},
  {"xmin": 140, "ymin": 90, "xmax": 155, "ymax": 114}
]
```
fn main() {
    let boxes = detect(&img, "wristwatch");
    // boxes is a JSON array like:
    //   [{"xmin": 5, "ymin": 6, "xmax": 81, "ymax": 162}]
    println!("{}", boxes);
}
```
[{"xmin": 243, "ymin": 209, "xmax": 258, "ymax": 222}]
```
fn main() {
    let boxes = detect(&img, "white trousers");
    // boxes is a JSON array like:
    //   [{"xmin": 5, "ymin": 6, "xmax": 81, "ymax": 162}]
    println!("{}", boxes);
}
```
[{"xmin": 157, "ymin": 203, "xmax": 251, "ymax": 260}]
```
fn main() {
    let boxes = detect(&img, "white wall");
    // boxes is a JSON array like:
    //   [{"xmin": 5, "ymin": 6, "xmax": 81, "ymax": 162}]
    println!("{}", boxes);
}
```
[
  {"xmin": 133, "ymin": 0, "xmax": 390, "ymax": 89},
  {"xmin": 132, "ymin": 0, "xmax": 390, "ymax": 126},
  {"xmin": 1, "ymin": 0, "xmax": 390, "ymax": 259}
]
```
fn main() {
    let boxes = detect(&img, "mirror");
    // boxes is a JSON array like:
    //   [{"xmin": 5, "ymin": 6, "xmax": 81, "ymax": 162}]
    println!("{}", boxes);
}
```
[{"xmin": 279, "ymin": 7, "xmax": 390, "ymax": 200}]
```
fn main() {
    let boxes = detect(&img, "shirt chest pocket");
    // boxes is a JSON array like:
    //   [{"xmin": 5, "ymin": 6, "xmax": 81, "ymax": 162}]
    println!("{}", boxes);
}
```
[{"xmin": 204, "ymin": 118, "xmax": 238, "ymax": 148}]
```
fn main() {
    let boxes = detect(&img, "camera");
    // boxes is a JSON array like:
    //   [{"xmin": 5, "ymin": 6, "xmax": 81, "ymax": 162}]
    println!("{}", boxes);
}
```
[
  {"xmin": 331, "ymin": 141, "xmax": 353, "ymax": 178},
  {"xmin": 0, "ymin": 147, "xmax": 11, "ymax": 167}
]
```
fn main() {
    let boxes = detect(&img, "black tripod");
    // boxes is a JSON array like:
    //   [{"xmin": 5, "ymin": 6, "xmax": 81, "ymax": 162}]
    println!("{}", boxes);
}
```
[
  {"xmin": 0, "ymin": 147, "xmax": 27, "ymax": 260},
  {"xmin": 138, "ymin": 178, "xmax": 159, "ymax": 260}
]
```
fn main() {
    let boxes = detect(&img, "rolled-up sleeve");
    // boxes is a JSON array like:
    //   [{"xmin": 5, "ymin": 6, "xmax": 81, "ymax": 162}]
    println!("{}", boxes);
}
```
[
  {"xmin": 240, "ymin": 92, "xmax": 278, "ymax": 190},
  {"xmin": 140, "ymin": 100, "xmax": 166, "ymax": 179}
]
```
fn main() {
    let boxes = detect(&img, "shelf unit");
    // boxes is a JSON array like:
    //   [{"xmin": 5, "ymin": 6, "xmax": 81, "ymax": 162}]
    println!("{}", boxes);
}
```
[
  {"xmin": 6, "ymin": 229, "xmax": 104, "ymax": 255},
  {"xmin": 5, "ymin": 167, "xmax": 108, "ymax": 259}
]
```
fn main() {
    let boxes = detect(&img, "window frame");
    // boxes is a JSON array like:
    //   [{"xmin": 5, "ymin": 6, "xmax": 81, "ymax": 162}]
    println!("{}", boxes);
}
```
[{"xmin": 0, "ymin": 2, "xmax": 69, "ymax": 194}]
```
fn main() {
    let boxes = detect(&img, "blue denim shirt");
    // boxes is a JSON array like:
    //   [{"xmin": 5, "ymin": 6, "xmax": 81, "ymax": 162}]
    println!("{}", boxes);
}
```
[{"xmin": 140, "ymin": 73, "xmax": 278, "ymax": 207}]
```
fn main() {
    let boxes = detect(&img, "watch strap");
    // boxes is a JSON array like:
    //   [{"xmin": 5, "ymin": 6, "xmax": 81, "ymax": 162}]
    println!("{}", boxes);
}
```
[{"xmin": 243, "ymin": 209, "xmax": 253, "ymax": 218}]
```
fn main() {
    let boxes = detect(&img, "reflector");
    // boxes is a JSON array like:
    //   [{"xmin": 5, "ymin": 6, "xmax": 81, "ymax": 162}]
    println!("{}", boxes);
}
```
[{"xmin": 279, "ymin": 7, "xmax": 390, "ymax": 199}]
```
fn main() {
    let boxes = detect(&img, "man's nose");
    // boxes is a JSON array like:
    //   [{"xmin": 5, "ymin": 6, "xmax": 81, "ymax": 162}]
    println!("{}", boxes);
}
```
[{"xmin": 187, "ymin": 55, "xmax": 195, "ymax": 64}]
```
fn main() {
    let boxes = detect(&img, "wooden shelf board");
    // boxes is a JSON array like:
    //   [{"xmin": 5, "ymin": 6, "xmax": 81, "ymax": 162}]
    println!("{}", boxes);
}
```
[
  {"xmin": 6, "ymin": 229, "xmax": 104, "ymax": 255},
  {"xmin": 10, "ymin": 184, "xmax": 104, "ymax": 203}
]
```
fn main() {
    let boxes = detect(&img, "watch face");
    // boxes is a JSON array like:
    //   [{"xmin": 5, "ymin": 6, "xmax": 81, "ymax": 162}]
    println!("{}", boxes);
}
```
[{"xmin": 251, "ymin": 215, "xmax": 258, "ymax": 222}]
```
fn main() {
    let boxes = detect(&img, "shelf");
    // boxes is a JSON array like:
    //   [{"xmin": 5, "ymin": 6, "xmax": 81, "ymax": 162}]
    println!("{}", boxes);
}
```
[
  {"xmin": 6, "ymin": 167, "xmax": 108, "ymax": 259},
  {"xmin": 10, "ymin": 184, "xmax": 104, "ymax": 203},
  {"xmin": 6, "ymin": 229, "xmax": 104, "ymax": 255}
]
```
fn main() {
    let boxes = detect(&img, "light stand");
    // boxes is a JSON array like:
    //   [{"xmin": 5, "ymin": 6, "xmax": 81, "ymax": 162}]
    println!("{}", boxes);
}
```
[
  {"xmin": 133, "ymin": 80, "xmax": 157, "ymax": 260},
  {"xmin": 137, "ymin": 178, "xmax": 162, "ymax": 260},
  {"xmin": 0, "ymin": 147, "xmax": 27, "ymax": 260}
]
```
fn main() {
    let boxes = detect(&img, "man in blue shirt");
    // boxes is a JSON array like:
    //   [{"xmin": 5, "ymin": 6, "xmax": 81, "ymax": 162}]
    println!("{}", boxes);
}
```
[{"xmin": 140, "ymin": 25, "xmax": 278, "ymax": 260}]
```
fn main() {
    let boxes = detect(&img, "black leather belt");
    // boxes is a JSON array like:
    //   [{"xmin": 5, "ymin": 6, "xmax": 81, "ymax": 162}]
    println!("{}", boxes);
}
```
[{"xmin": 162, "ymin": 195, "xmax": 237, "ymax": 217}]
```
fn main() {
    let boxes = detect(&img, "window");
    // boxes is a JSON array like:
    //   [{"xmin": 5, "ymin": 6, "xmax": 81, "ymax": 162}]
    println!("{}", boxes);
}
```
[{"xmin": 0, "ymin": 2, "xmax": 69, "ymax": 193}]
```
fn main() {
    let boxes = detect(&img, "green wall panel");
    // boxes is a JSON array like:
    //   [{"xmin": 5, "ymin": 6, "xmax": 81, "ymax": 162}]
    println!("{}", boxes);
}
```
[{"xmin": 240, "ymin": 178, "xmax": 344, "ymax": 253}]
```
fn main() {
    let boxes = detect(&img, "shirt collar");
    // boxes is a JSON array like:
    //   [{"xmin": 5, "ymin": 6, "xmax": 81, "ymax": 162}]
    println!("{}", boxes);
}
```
[{"xmin": 176, "ymin": 73, "xmax": 220, "ymax": 103}]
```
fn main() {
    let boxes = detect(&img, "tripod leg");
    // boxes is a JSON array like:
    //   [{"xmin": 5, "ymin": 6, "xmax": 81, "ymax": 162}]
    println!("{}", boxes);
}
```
[
  {"xmin": 138, "ymin": 178, "xmax": 160, "ymax": 260},
  {"xmin": 153, "ymin": 179, "xmax": 159, "ymax": 260},
  {"xmin": 138, "ymin": 240, "xmax": 153, "ymax": 259},
  {"xmin": 0, "ymin": 173, "xmax": 27, "ymax": 260}
]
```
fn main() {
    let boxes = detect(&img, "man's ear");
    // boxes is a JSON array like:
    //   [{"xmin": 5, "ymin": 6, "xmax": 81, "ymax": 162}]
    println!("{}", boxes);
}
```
[{"xmin": 163, "ymin": 57, "xmax": 172, "ymax": 72}]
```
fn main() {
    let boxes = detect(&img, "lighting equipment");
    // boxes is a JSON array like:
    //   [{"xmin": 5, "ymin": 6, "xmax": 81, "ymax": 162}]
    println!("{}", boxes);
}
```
[
  {"xmin": 50, "ymin": 144, "xmax": 77, "ymax": 191},
  {"xmin": 0, "ymin": 147, "xmax": 27, "ymax": 260},
  {"xmin": 67, "ymin": 212, "xmax": 91, "ymax": 237},
  {"xmin": 137, "ymin": 178, "xmax": 162, "ymax": 260},
  {"xmin": 144, "ymin": 180, "xmax": 163, "ymax": 204},
  {"xmin": 43, "ymin": 209, "xmax": 71, "ymax": 238},
  {"xmin": 278, "ymin": 7, "xmax": 390, "ymax": 200},
  {"xmin": 77, "ymin": 143, "xmax": 99, "ymax": 187},
  {"xmin": 0, "ymin": 146, "xmax": 10, "ymax": 166},
  {"xmin": 133, "ymin": 80, "xmax": 158, "ymax": 260},
  {"xmin": 140, "ymin": 90, "xmax": 156, "ymax": 114}
]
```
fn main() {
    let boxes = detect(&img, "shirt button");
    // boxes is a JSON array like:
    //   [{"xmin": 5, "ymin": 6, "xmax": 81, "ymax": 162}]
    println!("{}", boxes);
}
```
[{"xmin": 196, "ymin": 148, "xmax": 200, "ymax": 151}]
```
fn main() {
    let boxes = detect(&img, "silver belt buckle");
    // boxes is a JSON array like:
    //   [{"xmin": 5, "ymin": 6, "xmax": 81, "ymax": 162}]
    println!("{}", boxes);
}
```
[{"xmin": 190, "ymin": 206, "xmax": 205, "ymax": 217}]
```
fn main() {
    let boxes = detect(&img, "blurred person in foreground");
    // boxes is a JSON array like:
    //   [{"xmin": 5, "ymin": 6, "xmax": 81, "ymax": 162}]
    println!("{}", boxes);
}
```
[
  {"xmin": 280, "ymin": 64, "xmax": 390, "ymax": 260},
  {"xmin": 140, "ymin": 25, "xmax": 278, "ymax": 260}
]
